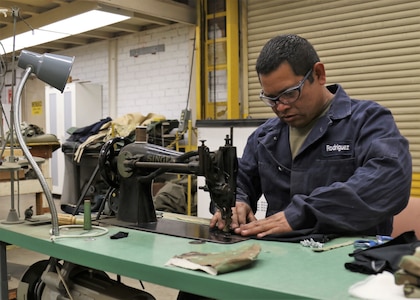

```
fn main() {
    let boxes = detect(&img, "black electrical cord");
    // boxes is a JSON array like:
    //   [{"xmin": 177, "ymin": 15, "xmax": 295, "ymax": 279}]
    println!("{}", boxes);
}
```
[
  {"xmin": 0, "ymin": 53, "xmax": 8, "ymax": 152},
  {"xmin": 185, "ymin": 32, "xmax": 196, "ymax": 112},
  {"xmin": 0, "ymin": 17, "xmax": 9, "ymax": 156}
]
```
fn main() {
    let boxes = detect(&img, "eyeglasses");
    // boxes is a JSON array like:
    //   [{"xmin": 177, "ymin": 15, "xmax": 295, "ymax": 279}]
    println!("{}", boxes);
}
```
[{"xmin": 259, "ymin": 69, "xmax": 312, "ymax": 107}]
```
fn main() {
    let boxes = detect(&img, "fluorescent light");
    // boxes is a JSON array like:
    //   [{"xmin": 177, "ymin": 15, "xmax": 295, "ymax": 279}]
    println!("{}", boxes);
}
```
[
  {"xmin": 41, "ymin": 10, "xmax": 130, "ymax": 36},
  {"xmin": 1, "ymin": 9, "xmax": 130, "ymax": 54}
]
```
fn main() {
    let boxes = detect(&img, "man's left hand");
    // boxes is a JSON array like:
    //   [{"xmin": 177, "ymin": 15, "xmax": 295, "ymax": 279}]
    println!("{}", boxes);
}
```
[{"xmin": 234, "ymin": 211, "xmax": 293, "ymax": 238}]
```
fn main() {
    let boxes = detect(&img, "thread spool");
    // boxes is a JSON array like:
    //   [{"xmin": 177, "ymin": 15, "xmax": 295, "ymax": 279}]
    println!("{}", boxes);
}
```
[
  {"xmin": 135, "ymin": 126, "xmax": 148, "ymax": 143},
  {"xmin": 84, "ymin": 200, "xmax": 92, "ymax": 230}
]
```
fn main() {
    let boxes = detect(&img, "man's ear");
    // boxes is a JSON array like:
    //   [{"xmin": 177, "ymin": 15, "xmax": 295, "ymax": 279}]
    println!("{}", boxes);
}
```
[{"xmin": 313, "ymin": 62, "xmax": 327, "ymax": 85}]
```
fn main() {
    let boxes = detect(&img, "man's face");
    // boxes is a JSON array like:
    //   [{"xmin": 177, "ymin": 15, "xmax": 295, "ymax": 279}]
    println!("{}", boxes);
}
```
[{"xmin": 259, "ymin": 63, "xmax": 325, "ymax": 128}]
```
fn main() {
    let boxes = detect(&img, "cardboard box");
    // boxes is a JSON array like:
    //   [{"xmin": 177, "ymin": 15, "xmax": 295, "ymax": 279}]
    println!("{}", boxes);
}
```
[
  {"xmin": 1, "ymin": 148, "xmax": 25, "ymax": 181},
  {"xmin": 2, "ymin": 148, "xmax": 23, "ymax": 158},
  {"xmin": 0, "ymin": 169, "xmax": 25, "ymax": 181}
]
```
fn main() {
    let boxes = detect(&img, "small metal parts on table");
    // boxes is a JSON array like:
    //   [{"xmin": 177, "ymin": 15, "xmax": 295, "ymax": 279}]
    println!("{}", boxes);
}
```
[
  {"xmin": 300, "ymin": 238, "xmax": 324, "ymax": 249},
  {"xmin": 300, "ymin": 238, "xmax": 354, "ymax": 252},
  {"xmin": 312, "ymin": 240, "xmax": 354, "ymax": 252}
]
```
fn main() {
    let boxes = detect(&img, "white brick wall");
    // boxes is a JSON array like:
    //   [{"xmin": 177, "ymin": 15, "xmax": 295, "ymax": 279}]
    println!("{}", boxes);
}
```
[{"xmin": 58, "ymin": 23, "xmax": 195, "ymax": 121}]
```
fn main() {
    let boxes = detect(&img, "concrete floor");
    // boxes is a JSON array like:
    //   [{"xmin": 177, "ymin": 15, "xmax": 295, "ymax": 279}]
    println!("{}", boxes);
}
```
[{"xmin": 1, "ymin": 193, "xmax": 179, "ymax": 299}]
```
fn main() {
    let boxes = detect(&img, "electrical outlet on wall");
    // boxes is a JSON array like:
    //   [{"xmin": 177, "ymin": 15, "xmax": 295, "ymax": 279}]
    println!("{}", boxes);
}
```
[{"xmin": 178, "ymin": 109, "xmax": 191, "ymax": 132}]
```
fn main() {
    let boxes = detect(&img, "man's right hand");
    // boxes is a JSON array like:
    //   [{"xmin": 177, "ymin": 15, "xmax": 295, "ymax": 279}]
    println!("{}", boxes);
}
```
[{"xmin": 209, "ymin": 202, "xmax": 257, "ymax": 231}]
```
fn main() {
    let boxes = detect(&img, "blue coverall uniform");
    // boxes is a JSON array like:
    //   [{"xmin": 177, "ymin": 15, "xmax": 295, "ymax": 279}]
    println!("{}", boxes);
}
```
[{"xmin": 237, "ymin": 84, "xmax": 412, "ymax": 236}]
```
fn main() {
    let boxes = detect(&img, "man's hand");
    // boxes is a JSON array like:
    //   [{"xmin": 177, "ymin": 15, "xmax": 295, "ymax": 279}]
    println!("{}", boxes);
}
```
[
  {"xmin": 210, "ymin": 202, "xmax": 256, "ymax": 231},
  {"xmin": 235, "ymin": 211, "xmax": 293, "ymax": 238},
  {"xmin": 210, "ymin": 203, "xmax": 293, "ymax": 238}
]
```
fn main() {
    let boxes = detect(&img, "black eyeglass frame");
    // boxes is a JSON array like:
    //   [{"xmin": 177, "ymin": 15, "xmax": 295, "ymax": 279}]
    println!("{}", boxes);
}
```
[{"xmin": 259, "ymin": 69, "xmax": 313, "ymax": 107}]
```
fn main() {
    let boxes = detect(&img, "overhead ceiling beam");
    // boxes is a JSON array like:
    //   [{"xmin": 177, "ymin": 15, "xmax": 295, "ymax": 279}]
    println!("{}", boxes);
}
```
[
  {"xmin": 105, "ymin": 22, "xmax": 141, "ymax": 33},
  {"xmin": 77, "ymin": 30, "xmax": 115, "ymax": 39},
  {"xmin": 0, "ymin": 1, "xmax": 98, "ymax": 39},
  {"xmin": 28, "ymin": 44, "xmax": 67, "ymax": 52},
  {"xmin": 131, "ymin": 12, "xmax": 173, "ymax": 26},
  {"xmin": 95, "ymin": 0, "xmax": 196, "ymax": 25},
  {"xmin": 56, "ymin": 35, "xmax": 91, "ymax": 45},
  {"xmin": 0, "ymin": 0, "xmax": 48, "ymax": 16}
]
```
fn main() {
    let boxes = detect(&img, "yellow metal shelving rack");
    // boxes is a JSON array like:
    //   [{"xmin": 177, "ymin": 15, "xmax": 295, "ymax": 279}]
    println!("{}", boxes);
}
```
[{"xmin": 196, "ymin": 0, "xmax": 240, "ymax": 120}]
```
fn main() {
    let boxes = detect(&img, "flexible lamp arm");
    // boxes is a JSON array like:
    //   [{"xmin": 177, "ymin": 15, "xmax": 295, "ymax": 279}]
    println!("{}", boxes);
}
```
[
  {"xmin": 14, "ymin": 50, "xmax": 74, "ymax": 238},
  {"xmin": 13, "ymin": 66, "xmax": 60, "ymax": 236}
]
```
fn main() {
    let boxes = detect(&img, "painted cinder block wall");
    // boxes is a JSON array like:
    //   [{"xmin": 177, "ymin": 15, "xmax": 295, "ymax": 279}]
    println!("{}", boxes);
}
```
[{"xmin": 58, "ymin": 23, "xmax": 196, "ymax": 121}]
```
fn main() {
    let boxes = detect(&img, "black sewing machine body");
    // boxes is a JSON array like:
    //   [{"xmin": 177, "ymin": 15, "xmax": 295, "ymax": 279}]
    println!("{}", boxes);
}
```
[{"xmin": 98, "ymin": 133, "xmax": 245, "ymax": 243}]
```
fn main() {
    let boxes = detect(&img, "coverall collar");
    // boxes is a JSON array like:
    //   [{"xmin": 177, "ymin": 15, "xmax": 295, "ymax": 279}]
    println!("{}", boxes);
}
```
[{"xmin": 257, "ymin": 84, "xmax": 352, "ymax": 161}]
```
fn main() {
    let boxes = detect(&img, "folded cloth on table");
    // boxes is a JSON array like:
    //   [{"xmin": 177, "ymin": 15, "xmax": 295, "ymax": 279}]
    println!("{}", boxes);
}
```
[
  {"xmin": 72, "ymin": 112, "xmax": 165, "ymax": 162},
  {"xmin": 345, "ymin": 231, "xmax": 420, "ymax": 274},
  {"xmin": 67, "ymin": 117, "xmax": 112, "ymax": 143},
  {"xmin": 165, "ymin": 243, "xmax": 261, "ymax": 275},
  {"xmin": 6, "ymin": 122, "xmax": 60, "ymax": 149},
  {"xmin": 348, "ymin": 271, "xmax": 406, "ymax": 300}
]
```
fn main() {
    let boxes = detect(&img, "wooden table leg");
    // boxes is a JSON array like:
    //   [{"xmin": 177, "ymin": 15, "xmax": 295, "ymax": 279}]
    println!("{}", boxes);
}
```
[
  {"xmin": 0, "ymin": 242, "xmax": 9, "ymax": 300},
  {"xmin": 35, "ymin": 192, "xmax": 43, "ymax": 215}
]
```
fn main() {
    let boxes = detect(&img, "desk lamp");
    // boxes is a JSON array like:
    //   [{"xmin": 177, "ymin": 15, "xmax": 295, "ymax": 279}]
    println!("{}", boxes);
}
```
[{"xmin": 13, "ymin": 50, "xmax": 74, "ymax": 237}]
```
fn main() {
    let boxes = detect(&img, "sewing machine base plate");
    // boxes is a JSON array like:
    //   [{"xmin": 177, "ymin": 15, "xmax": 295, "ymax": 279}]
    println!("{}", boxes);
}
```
[{"xmin": 97, "ymin": 217, "xmax": 248, "ymax": 244}]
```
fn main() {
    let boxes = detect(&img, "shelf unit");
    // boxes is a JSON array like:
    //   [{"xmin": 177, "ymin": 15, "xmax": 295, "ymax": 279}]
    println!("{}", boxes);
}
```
[{"xmin": 45, "ymin": 82, "xmax": 102, "ymax": 195}]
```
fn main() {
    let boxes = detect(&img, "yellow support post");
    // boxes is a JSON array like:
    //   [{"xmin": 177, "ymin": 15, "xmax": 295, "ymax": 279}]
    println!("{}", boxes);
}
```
[
  {"xmin": 226, "ymin": 0, "xmax": 239, "ymax": 119},
  {"xmin": 197, "ymin": 0, "xmax": 240, "ymax": 120}
]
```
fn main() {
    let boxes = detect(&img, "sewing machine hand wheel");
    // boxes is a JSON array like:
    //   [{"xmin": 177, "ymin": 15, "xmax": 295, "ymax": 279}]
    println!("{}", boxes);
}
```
[{"xmin": 98, "ymin": 137, "xmax": 131, "ymax": 188}]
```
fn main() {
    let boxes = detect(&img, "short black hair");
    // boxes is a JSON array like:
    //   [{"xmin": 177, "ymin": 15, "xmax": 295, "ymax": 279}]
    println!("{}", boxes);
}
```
[{"xmin": 256, "ymin": 34, "xmax": 320, "ymax": 79}]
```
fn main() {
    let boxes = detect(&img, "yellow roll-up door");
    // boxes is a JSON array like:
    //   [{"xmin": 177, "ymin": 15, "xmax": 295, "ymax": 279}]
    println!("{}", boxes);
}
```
[{"xmin": 246, "ymin": 0, "xmax": 420, "ymax": 195}]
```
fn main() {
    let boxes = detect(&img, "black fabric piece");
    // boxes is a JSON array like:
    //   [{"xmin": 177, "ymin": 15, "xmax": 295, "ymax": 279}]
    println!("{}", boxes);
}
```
[
  {"xmin": 110, "ymin": 231, "xmax": 129, "ymax": 239},
  {"xmin": 259, "ymin": 228, "xmax": 341, "ymax": 243},
  {"xmin": 344, "ymin": 231, "xmax": 420, "ymax": 274},
  {"xmin": 61, "ymin": 204, "xmax": 81, "ymax": 214},
  {"xmin": 67, "ymin": 117, "xmax": 112, "ymax": 143}
]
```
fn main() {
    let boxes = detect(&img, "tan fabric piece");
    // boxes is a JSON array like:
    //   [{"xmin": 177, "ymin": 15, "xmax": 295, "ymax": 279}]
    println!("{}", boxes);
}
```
[
  {"xmin": 104, "ymin": 112, "xmax": 165, "ymax": 141},
  {"xmin": 399, "ymin": 255, "xmax": 420, "ymax": 278},
  {"xmin": 73, "ymin": 112, "xmax": 166, "ymax": 162},
  {"xmin": 395, "ymin": 269, "xmax": 420, "ymax": 286},
  {"xmin": 165, "ymin": 243, "xmax": 261, "ymax": 275},
  {"xmin": 395, "ymin": 247, "xmax": 420, "ymax": 297}
]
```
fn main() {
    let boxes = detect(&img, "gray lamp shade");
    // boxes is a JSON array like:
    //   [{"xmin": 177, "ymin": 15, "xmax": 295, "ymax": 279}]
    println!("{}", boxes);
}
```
[{"xmin": 18, "ymin": 50, "xmax": 75, "ymax": 93}]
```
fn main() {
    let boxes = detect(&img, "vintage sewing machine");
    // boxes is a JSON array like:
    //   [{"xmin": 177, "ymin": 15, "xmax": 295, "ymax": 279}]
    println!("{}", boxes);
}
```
[
  {"xmin": 17, "ymin": 128, "xmax": 246, "ymax": 299},
  {"xmin": 97, "ymin": 126, "xmax": 246, "ymax": 243}
]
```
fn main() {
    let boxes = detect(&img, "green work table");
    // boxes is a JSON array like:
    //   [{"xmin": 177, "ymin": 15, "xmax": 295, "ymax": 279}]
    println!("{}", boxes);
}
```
[{"xmin": 0, "ymin": 217, "xmax": 367, "ymax": 299}]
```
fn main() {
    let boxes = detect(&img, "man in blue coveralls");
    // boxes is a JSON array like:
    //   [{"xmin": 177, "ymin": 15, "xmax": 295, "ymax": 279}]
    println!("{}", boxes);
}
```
[{"xmin": 210, "ymin": 34, "xmax": 412, "ymax": 239}]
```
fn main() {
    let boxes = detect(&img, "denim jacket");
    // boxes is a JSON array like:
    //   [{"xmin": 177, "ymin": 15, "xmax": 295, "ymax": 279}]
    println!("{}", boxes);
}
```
[{"xmin": 237, "ymin": 84, "xmax": 412, "ymax": 235}]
